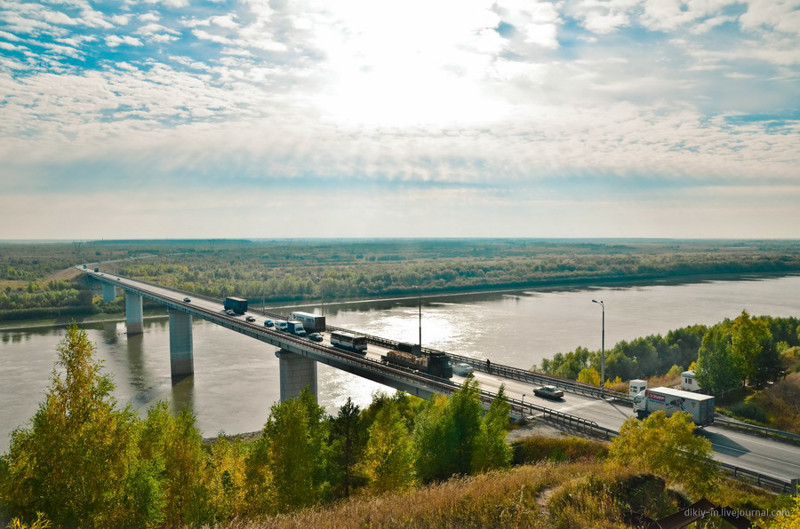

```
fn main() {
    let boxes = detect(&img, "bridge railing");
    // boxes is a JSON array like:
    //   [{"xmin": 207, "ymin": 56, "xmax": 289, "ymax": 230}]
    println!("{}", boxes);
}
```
[{"xmin": 321, "ymin": 322, "xmax": 633, "ymax": 403}]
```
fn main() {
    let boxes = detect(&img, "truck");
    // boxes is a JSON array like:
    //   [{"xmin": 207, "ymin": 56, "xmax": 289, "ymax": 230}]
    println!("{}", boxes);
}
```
[
  {"xmin": 632, "ymin": 387, "xmax": 715, "ymax": 426},
  {"xmin": 223, "ymin": 297, "xmax": 248, "ymax": 314},
  {"xmin": 286, "ymin": 320, "xmax": 307, "ymax": 337},
  {"xmin": 290, "ymin": 311, "xmax": 326, "ymax": 332},
  {"xmin": 381, "ymin": 347, "xmax": 453, "ymax": 379}
]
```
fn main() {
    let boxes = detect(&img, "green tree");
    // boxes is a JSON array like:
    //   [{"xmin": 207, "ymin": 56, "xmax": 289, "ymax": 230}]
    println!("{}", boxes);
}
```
[
  {"xmin": 412, "ymin": 394, "xmax": 452, "ymax": 483},
  {"xmin": 0, "ymin": 325, "xmax": 142, "ymax": 528},
  {"xmin": 695, "ymin": 320, "xmax": 742, "ymax": 394},
  {"xmin": 252, "ymin": 388, "xmax": 329, "ymax": 513},
  {"xmin": 413, "ymin": 376, "xmax": 484, "ymax": 483},
  {"xmin": 360, "ymin": 401, "xmax": 416, "ymax": 494},
  {"xmin": 609, "ymin": 412, "xmax": 719, "ymax": 496},
  {"xmin": 328, "ymin": 398, "xmax": 367, "ymax": 498},
  {"xmin": 471, "ymin": 385, "xmax": 512, "ymax": 473},
  {"xmin": 162, "ymin": 407, "xmax": 215, "ymax": 527},
  {"xmin": 446, "ymin": 375, "xmax": 483, "ymax": 476},
  {"xmin": 731, "ymin": 311, "xmax": 781, "ymax": 388},
  {"xmin": 205, "ymin": 434, "xmax": 247, "ymax": 522}
]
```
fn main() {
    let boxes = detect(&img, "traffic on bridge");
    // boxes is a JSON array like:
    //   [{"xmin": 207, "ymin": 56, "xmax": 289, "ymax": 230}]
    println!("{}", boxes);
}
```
[{"xmin": 82, "ymin": 266, "xmax": 800, "ymax": 492}]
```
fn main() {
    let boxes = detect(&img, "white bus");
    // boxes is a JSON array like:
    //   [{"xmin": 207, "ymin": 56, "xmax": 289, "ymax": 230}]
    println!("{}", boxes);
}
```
[{"xmin": 330, "ymin": 331, "xmax": 368, "ymax": 354}]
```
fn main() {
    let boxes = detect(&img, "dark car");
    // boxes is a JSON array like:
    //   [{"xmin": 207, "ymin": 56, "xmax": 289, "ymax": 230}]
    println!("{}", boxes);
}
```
[
  {"xmin": 183, "ymin": 297, "xmax": 191, "ymax": 303},
  {"xmin": 225, "ymin": 309, "xmax": 236, "ymax": 316},
  {"xmin": 533, "ymin": 385, "xmax": 564, "ymax": 400},
  {"xmin": 264, "ymin": 320, "xmax": 274, "ymax": 327},
  {"xmin": 308, "ymin": 333, "xmax": 323, "ymax": 342},
  {"xmin": 246, "ymin": 315, "xmax": 256, "ymax": 322}
]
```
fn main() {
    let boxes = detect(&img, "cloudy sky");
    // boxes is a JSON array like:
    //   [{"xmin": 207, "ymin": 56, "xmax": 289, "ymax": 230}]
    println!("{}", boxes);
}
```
[{"xmin": 1, "ymin": 0, "xmax": 799, "ymax": 239}]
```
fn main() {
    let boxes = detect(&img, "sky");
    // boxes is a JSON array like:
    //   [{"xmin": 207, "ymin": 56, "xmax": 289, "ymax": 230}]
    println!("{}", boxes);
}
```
[{"xmin": 1, "ymin": 0, "xmax": 799, "ymax": 239}]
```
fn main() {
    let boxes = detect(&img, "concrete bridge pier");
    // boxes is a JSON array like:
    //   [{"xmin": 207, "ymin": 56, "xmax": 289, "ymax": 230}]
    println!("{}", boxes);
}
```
[
  {"xmin": 169, "ymin": 310, "xmax": 194, "ymax": 378},
  {"xmin": 275, "ymin": 349, "xmax": 317, "ymax": 402},
  {"xmin": 102, "ymin": 282, "xmax": 117, "ymax": 303},
  {"xmin": 124, "ymin": 291, "xmax": 144, "ymax": 335}
]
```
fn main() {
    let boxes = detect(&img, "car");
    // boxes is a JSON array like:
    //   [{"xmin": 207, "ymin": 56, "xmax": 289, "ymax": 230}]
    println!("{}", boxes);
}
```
[
  {"xmin": 246, "ymin": 315, "xmax": 256, "ymax": 322},
  {"xmin": 308, "ymin": 333, "xmax": 323, "ymax": 342},
  {"xmin": 183, "ymin": 297, "xmax": 191, "ymax": 303},
  {"xmin": 225, "ymin": 309, "xmax": 236, "ymax": 316},
  {"xmin": 264, "ymin": 320, "xmax": 274, "ymax": 327},
  {"xmin": 533, "ymin": 385, "xmax": 564, "ymax": 400},
  {"xmin": 452, "ymin": 362, "xmax": 474, "ymax": 376}
]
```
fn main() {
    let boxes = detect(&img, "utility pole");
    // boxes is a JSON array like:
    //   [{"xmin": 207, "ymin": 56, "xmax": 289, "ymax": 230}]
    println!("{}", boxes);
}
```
[
  {"xmin": 418, "ymin": 293, "xmax": 422, "ymax": 350},
  {"xmin": 592, "ymin": 299, "xmax": 605, "ymax": 397}
]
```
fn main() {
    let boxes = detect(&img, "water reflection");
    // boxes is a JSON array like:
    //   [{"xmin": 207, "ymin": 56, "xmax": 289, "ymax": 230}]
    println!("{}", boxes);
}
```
[{"xmin": 171, "ymin": 375, "xmax": 195, "ymax": 414}]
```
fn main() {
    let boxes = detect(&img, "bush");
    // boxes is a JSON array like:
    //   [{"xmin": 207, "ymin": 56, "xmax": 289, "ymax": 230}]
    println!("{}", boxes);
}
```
[
  {"xmin": 728, "ymin": 400, "xmax": 768, "ymax": 424},
  {"xmin": 512, "ymin": 436, "xmax": 608, "ymax": 465}
]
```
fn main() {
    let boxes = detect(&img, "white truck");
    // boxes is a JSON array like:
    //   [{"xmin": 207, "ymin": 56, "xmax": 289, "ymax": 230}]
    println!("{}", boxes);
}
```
[
  {"xmin": 632, "ymin": 387, "xmax": 715, "ymax": 427},
  {"xmin": 286, "ymin": 320, "xmax": 307, "ymax": 337}
]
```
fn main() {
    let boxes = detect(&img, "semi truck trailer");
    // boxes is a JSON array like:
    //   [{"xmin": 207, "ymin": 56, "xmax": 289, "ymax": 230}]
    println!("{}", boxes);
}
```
[
  {"xmin": 290, "ymin": 311, "xmax": 326, "ymax": 332},
  {"xmin": 223, "ymin": 297, "xmax": 248, "ymax": 314},
  {"xmin": 632, "ymin": 387, "xmax": 715, "ymax": 426}
]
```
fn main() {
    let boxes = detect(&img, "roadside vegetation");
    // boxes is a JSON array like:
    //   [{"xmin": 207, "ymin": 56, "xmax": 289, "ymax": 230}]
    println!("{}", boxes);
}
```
[
  {"xmin": 3, "ymin": 239, "xmax": 800, "ymax": 324},
  {"xmin": 2, "ymin": 326, "xmax": 797, "ymax": 528},
  {"xmin": 537, "ymin": 314, "xmax": 800, "ymax": 433}
]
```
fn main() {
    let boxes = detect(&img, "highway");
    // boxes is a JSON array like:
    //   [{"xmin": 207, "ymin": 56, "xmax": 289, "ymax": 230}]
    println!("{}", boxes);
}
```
[
  {"xmin": 471, "ymin": 370, "xmax": 800, "ymax": 485},
  {"xmin": 83, "ymin": 267, "xmax": 800, "ymax": 487}
]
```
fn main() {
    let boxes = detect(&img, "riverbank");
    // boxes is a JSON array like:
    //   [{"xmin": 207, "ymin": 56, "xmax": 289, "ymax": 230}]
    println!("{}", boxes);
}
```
[{"xmin": 2, "ymin": 270, "xmax": 798, "ymax": 333}]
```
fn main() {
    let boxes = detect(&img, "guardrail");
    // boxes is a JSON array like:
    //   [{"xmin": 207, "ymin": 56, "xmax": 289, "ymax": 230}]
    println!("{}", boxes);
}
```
[
  {"xmin": 503, "ymin": 393, "xmax": 619, "ymax": 441},
  {"xmin": 714, "ymin": 417, "xmax": 800, "ymax": 444},
  {"xmin": 719, "ymin": 462, "xmax": 795, "ymax": 494}
]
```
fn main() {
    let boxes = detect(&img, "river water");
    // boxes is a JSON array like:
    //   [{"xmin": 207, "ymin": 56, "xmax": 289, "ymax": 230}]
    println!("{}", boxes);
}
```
[{"xmin": 1, "ymin": 275, "xmax": 798, "ymax": 452}]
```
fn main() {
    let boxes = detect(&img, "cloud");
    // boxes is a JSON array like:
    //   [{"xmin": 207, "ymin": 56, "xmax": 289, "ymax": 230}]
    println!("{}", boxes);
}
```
[
  {"xmin": 0, "ymin": 0, "xmax": 799, "ymax": 238},
  {"xmin": 105, "ymin": 34, "xmax": 144, "ymax": 47}
]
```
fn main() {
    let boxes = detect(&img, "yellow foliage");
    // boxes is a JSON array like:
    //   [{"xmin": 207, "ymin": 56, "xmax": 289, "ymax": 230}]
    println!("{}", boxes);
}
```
[{"xmin": 6, "ymin": 513, "xmax": 50, "ymax": 529}]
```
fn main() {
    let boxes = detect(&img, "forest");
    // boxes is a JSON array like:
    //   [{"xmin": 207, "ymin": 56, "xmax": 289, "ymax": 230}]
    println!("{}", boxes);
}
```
[
  {"xmin": 2, "ymin": 238, "xmax": 800, "ymax": 322},
  {"xmin": 2, "ymin": 326, "xmax": 797, "ymax": 529}
]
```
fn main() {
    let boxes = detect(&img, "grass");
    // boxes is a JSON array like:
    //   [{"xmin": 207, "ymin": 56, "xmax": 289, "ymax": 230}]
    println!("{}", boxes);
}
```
[{"xmin": 213, "ymin": 454, "xmax": 787, "ymax": 529}]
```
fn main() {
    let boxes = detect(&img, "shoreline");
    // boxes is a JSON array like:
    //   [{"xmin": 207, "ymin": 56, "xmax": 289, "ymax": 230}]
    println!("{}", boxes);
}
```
[{"xmin": 2, "ymin": 270, "xmax": 798, "ymax": 333}]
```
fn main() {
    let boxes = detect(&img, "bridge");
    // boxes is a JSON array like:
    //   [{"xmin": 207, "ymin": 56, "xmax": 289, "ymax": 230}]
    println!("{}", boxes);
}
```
[{"xmin": 82, "ymin": 266, "xmax": 800, "ymax": 493}]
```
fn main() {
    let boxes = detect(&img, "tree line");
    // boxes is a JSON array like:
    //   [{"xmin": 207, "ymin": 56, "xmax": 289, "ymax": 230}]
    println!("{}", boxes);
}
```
[
  {"xmin": 537, "ymin": 314, "xmax": 800, "ymax": 393},
  {"xmin": 0, "ymin": 326, "xmax": 512, "ymax": 528},
  {"xmin": 5, "ymin": 239, "xmax": 800, "ymax": 322}
]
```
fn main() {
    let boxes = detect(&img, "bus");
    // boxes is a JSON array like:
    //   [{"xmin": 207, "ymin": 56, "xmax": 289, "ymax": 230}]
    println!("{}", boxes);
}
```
[{"xmin": 330, "ymin": 331, "xmax": 368, "ymax": 354}]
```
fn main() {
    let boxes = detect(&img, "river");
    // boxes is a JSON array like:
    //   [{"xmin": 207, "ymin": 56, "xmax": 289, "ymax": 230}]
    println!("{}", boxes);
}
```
[{"xmin": 1, "ymin": 275, "xmax": 798, "ymax": 452}]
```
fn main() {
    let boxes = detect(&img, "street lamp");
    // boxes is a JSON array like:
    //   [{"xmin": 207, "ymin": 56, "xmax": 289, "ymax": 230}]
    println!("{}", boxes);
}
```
[{"xmin": 592, "ymin": 299, "xmax": 605, "ymax": 396}]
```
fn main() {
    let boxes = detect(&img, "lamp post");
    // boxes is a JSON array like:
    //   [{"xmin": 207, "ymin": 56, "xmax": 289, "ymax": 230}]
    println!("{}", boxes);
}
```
[{"xmin": 592, "ymin": 299, "xmax": 605, "ymax": 396}]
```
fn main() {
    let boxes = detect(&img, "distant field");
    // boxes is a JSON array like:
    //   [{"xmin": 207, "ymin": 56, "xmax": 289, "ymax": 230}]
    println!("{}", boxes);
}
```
[{"xmin": 2, "ymin": 239, "xmax": 800, "ymax": 321}]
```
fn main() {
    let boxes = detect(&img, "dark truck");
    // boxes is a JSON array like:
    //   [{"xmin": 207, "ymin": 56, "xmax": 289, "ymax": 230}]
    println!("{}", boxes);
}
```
[
  {"xmin": 381, "ymin": 342, "xmax": 453, "ymax": 379},
  {"xmin": 223, "ymin": 297, "xmax": 248, "ymax": 315}
]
